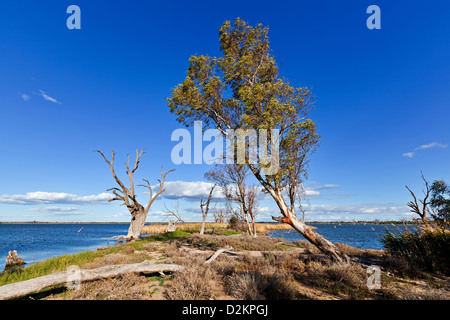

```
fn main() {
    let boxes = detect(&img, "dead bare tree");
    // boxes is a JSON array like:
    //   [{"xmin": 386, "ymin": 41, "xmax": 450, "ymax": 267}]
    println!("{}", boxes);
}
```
[
  {"xmin": 213, "ymin": 203, "xmax": 229, "ymax": 223},
  {"xmin": 405, "ymin": 173, "xmax": 431, "ymax": 222},
  {"xmin": 246, "ymin": 186, "xmax": 259, "ymax": 237},
  {"xmin": 163, "ymin": 201, "xmax": 185, "ymax": 224},
  {"xmin": 200, "ymin": 184, "xmax": 216, "ymax": 235},
  {"xmin": 96, "ymin": 149, "xmax": 174, "ymax": 240},
  {"xmin": 205, "ymin": 164, "xmax": 259, "ymax": 236}
]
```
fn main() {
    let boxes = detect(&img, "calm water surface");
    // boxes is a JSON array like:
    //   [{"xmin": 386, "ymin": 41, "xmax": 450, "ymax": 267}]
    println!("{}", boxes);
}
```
[
  {"xmin": 268, "ymin": 224, "xmax": 411, "ymax": 250},
  {"xmin": 0, "ymin": 224, "xmax": 129, "ymax": 270}
]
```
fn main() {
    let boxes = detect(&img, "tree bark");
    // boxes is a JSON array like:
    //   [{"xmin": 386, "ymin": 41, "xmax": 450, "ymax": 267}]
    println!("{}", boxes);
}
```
[
  {"xmin": 273, "ymin": 214, "xmax": 350, "ymax": 264},
  {"xmin": 200, "ymin": 214, "xmax": 207, "ymax": 235},
  {"xmin": 127, "ymin": 206, "xmax": 148, "ymax": 240},
  {"xmin": 249, "ymin": 164, "xmax": 350, "ymax": 264},
  {"xmin": 200, "ymin": 184, "xmax": 216, "ymax": 235},
  {"xmin": 0, "ymin": 260, "xmax": 184, "ymax": 300}
]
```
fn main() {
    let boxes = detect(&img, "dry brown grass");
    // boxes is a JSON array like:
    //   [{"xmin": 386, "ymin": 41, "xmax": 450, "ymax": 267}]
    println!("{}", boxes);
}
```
[
  {"xmin": 335, "ymin": 242, "xmax": 383, "ymax": 258},
  {"xmin": 65, "ymin": 273, "xmax": 151, "ymax": 300},
  {"xmin": 142, "ymin": 222, "xmax": 294, "ymax": 234},
  {"xmin": 164, "ymin": 257, "xmax": 219, "ymax": 300},
  {"xmin": 184, "ymin": 233, "xmax": 305, "ymax": 251},
  {"xmin": 225, "ymin": 266, "xmax": 297, "ymax": 300},
  {"xmin": 300, "ymin": 260, "xmax": 370, "ymax": 299},
  {"xmin": 39, "ymin": 232, "xmax": 450, "ymax": 301}
]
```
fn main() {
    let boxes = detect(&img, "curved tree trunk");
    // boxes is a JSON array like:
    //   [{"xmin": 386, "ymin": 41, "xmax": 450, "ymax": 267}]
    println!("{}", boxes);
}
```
[
  {"xmin": 250, "ymin": 165, "xmax": 350, "ymax": 264},
  {"xmin": 271, "ymin": 193, "xmax": 350, "ymax": 264},
  {"xmin": 274, "ymin": 214, "xmax": 350, "ymax": 263}
]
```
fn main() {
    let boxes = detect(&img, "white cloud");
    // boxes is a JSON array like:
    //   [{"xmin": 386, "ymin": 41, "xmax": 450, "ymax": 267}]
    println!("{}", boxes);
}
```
[
  {"xmin": 402, "ymin": 152, "xmax": 415, "ymax": 158},
  {"xmin": 39, "ymin": 89, "xmax": 62, "ymax": 105},
  {"xmin": 315, "ymin": 184, "xmax": 341, "ymax": 190},
  {"xmin": 153, "ymin": 181, "xmax": 224, "ymax": 201},
  {"xmin": 27, "ymin": 206, "xmax": 83, "ymax": 215},
  {"xmin": 415, "ymin": 142, "xmax": 448, "ymax": 150},
  {"xmin": 153, "ymin": 180, "xmax": 342, "ymax": 203},
  {"xmin": 21, "ymin": 94, "xmax": 30, "ymax": 101},
  {"xmin": 304, "ymin": 189, "xmax": 320, "ymax": 197},
  {"xmin": 403, "ymin": 142, "xmax": 447, "ymax": 158},
  {"xmin": 0, "ymin": 191, "xmax": 112, "ymax": 205},
  {"xmin": 28, "ymin": 206, "xmax": 79, "ymax": 212}
]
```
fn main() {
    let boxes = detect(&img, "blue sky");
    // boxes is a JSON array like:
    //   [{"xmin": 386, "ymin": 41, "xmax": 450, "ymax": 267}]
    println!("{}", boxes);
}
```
[{"xmin": 0, "ymin": 0, "xmax": 449, "ymax": 222}]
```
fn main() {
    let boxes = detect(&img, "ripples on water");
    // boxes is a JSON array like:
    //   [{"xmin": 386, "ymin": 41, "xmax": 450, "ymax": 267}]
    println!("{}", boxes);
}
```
[
  {"xmin": 268, "ymin": 224, "xmax": 412, "ymax": 250},
  {"xmin": 0, "ymin": 224, "xmax": 130, "ymax": 270}
]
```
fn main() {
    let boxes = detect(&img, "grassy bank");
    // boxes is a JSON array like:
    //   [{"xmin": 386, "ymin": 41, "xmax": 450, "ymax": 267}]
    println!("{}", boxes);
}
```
[{"xmin": 1, "ymin": 229, "xmax": 448, "ymax": 300}]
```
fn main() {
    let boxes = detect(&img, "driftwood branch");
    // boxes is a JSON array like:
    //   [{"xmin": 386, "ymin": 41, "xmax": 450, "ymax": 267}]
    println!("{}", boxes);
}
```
[
  {"xmin": 0, "ymin": 260, "xmax": 184, "ymax": 300},
  {"xmin": 4, "ymin": 251, "xmax": 25, "ymax": 266},
  {"xmin": 205, "ymin": 246, "xmax": 233, "ymax": 264}
]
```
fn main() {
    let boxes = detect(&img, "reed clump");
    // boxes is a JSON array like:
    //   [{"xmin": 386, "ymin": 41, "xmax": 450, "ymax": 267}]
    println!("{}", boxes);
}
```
[{"xmin": 141, "ymin": 222, "xmax": 293, "ymax": 235}]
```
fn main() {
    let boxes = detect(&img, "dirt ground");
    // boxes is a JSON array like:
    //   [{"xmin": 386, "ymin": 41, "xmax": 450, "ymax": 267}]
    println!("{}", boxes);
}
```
[{"xmin": 42, "ymin": 234, "xmax": 450, "ymax": 300}]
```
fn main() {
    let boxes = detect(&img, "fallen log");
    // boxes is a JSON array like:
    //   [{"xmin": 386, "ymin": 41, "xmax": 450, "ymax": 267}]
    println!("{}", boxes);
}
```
[{"xmin": 0, "ymin": 260, "xmax": 184, "ymax": 300}]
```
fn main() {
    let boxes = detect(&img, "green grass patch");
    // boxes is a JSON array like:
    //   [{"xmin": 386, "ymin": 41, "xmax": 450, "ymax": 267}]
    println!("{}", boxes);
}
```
[
  {"xmin": 216, "ymin": 230, "xmax": 242, "ymax": 236},
  {"xmin": 146, "ymin": 230, "xmax": 193, "ymax": 242},
  {"xmin": 0, "ymin": 250, "xmax": 104, "ymax": 286},
  {"xmin": 0, "ymin": 241, "xmax": 140, "ymax": 287}
]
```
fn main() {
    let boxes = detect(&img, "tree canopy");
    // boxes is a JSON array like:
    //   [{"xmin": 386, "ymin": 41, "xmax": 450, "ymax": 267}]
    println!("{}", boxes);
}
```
[
  {"xmin": 430, "ymin": 180, "xmax": 450, "ymax": 225},
  {"xmin": 167, "ymin": 17, "xmax": 319, "ymax": 197}
]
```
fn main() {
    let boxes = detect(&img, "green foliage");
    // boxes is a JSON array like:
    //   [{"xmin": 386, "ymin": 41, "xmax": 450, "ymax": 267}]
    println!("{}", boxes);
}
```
[
  {"xmin": 382, "ymin": 226, "xmax": 450, "ymax": 275},
  {"xmin": 167, "ymin": 17, "xmax": 319, "ymax": 188},
  {"xmin": 228, "ymin": 216, "xmax": 239, "ymax": 229},
  {"xmin": 430, "ymin": 180, "xmax": 450, "ymax": 225}
]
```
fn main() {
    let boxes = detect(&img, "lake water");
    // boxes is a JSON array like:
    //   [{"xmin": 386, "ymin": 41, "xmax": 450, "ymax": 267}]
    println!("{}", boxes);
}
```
[
  {"xmin": 0, "ymin": 223, "xmax": 412, "ymax": 271},
  {"xmin": 0, "ymin": 224, "xmax": 130, "ymax": 271},
  {"xmin": 268, "ymin": 224, "xmax": 411, "ymax": 251}
]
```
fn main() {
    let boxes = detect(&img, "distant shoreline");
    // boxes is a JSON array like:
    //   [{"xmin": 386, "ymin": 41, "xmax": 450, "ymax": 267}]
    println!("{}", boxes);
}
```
[{"xmin": 0, "ymin": 220, "xmax": 417, "ymax": 225}]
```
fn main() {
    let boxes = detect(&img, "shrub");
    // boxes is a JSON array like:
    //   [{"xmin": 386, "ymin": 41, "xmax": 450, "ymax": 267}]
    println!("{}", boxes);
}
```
[
  {"xmin": 382, "ymin": 226, "xmax": 450, "ymax": 275},
  {"xmin": 225, "ymin": 267, "xmax": 296, "ymax": 300},
  {"xmin": 164, "ymin": 263, "xmax": 217, "ymax": 300},
  {"xmin": 228, "ymin": 216, "xmax": 239, "ymax": 230}
]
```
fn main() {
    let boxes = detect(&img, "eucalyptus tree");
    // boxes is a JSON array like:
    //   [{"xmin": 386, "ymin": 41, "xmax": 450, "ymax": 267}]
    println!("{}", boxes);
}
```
[{"xmin": 167, "ymin": 18, "xmax": 349, "ymax": 262}]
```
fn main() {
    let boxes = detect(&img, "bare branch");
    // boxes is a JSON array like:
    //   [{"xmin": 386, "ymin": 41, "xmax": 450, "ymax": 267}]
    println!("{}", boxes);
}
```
[
  {"xmin": 145, "ymin": 167, "xmax": 175, "ymax": 212},
  {"xmin": 125, "ymin": 149, "xmax": 145, "ymax": 205},
  {"xmin": 406, "ymin": 180, "xmax": 430, "ymax": 221},
  {"xmin": 163, "ymin": 201, "xmax": 185, "ymax": 223},
  {"xmin": 201, "ymin": 184, "xmax": 216, "ymax": 215},
  {"xmin": 95, "ymin": 150, "xmax": 131, "ymax": 207}
]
